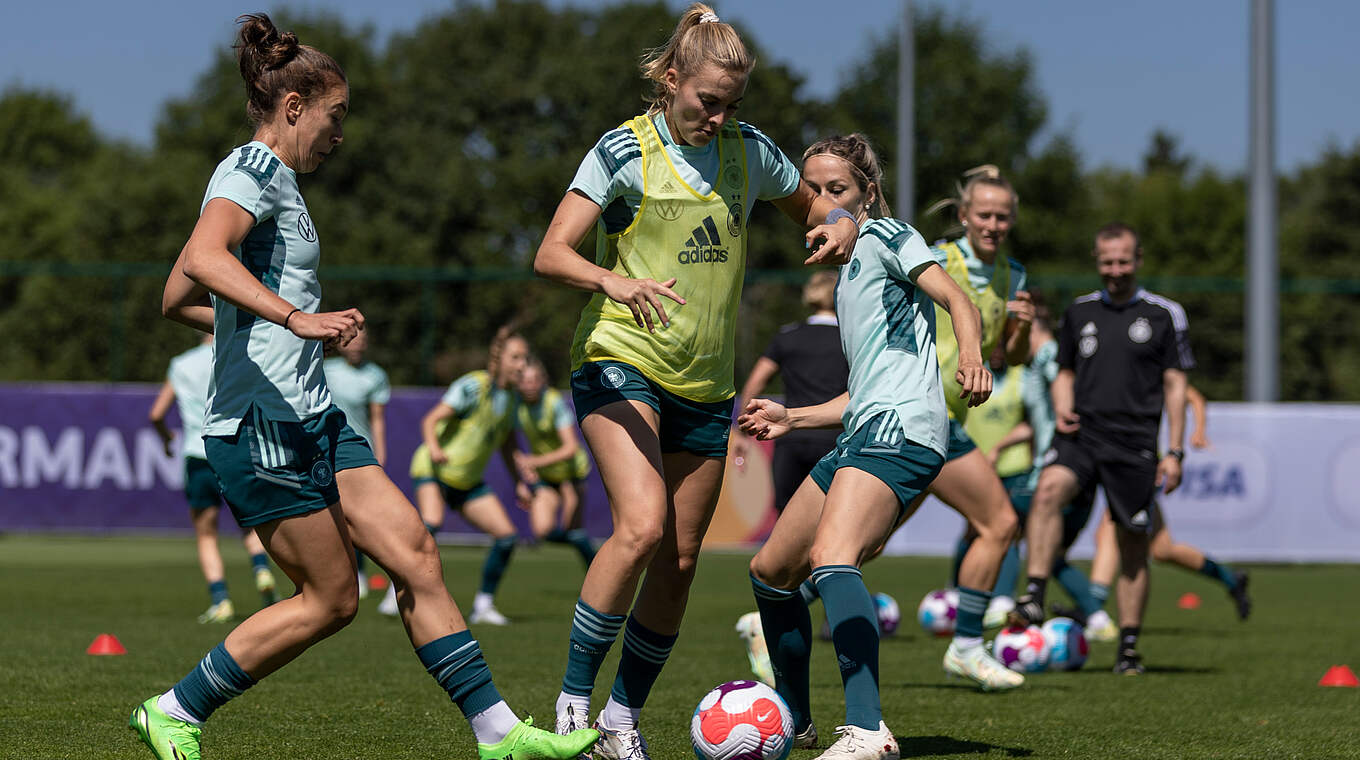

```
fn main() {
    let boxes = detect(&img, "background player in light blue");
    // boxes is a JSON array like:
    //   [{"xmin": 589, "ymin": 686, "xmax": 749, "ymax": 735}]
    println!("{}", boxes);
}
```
[
  {"xmin": 148, "ymin": 333, "xmax": 277, "ymax": 623},
  {"xmin": 323, "ymin": 328, "xmax": 391, "ymax": 596},
  {"xmin": 133, "ymin": 15, "xmax": 598, "ymax": 760},
  {"xmin": 740, "ymin": 133, "xmax": 993, "ymax": 760}
]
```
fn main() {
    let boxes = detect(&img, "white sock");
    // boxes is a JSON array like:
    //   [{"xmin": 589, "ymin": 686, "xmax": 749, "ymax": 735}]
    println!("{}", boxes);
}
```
[
  {"xmin": 381, "ymin": 584, "xmax": 397, "ymax": 605},
  {"xmin": 598, "ymin": 695, "xmax": 641, "ymax": 731},
  {"xmin": 474, "ymin": 591, "xmax": 495, "ymax": 612},
  {"xmin": 157, "ymin": 689, "xmax": 204, "ymax": 727},
  {"xmin": 468, "ymin": 700, "xmax": 520, "ymax": 745},
  {"xmin": 952, "ymin": 635, "xmax": 984, "ymax": 650},
  {"xmin": 556, "ymin": 691, "xmax": 589, "ymax": 719}
]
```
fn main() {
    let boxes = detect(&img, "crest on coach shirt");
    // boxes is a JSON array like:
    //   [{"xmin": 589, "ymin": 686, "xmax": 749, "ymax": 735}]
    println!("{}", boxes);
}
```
[
  {"xmin": 1128, "ymin": 317, "xmax": 1152, "ymax": 344},
  {"xmin": 1079, "ymin": 335, "xmax": 1098, "ymax": 358}
]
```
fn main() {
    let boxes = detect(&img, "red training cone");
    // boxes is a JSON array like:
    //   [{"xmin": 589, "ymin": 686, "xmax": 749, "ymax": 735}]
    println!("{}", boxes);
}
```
[
  {"xmin": 1319, "ymin": 665, "xmax": 1359, "ymax": 688},
  {"xmin": 87, "ymin": 634, "xmax": 126, "ymax": 656},
  {"xmin": 1177, "ymin": 592, "xmax": 1202, "ymax": 610},
  {"xmin": 368, "ymin": 575, "xmax": 388, "ymax": 592}
]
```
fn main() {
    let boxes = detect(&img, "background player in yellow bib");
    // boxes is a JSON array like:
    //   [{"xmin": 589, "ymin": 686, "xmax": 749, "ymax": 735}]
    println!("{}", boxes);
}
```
[
  {"xmin": 513, "ymin": 356, "xmax": 597, "ymax": 570},
  {"xmin": 402, "ymin": 327, "xmax": 529, "ymax": 626},
  {"xmin": 533, "ymin": 5, "xmax": 860, "ymax": 756}
]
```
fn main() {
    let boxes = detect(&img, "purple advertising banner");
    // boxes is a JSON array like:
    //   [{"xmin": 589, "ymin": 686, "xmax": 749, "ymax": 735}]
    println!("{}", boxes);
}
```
[{"xmin": 0, "ymin": 383, "xmax": 615, "ymax": 540}]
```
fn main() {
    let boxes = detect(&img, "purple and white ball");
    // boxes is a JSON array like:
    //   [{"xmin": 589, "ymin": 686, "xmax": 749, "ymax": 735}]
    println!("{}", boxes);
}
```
[
  {"xmin": 872, "ymin": 592, "xmax": 901, "ymax": 636},
  {"xmin": 916, "ymin": 588, "xmax": 959, "ymax": 636},
  {"xmin": 992, "ymin": 624, "xmax": 1048, "ymax": 672}
]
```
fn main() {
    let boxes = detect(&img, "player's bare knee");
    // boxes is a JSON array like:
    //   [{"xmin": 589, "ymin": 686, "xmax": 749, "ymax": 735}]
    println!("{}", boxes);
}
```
[{"xmin": 610, "ymin": 520, "xmax": 665, "ymax": 568}]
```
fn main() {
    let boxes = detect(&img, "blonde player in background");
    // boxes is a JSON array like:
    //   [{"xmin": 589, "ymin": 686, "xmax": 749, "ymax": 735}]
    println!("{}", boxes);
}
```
[{"xmin": 149, "ymin": 333, "xmax": 278, "ymax": 623}]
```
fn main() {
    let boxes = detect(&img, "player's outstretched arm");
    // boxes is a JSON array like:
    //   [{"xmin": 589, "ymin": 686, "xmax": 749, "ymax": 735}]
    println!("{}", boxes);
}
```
[
  {"xmin": 534, "ymin": 191, "xmax": 684, "ymax": 333},
  {"xmin": 770, "ymin": 181, "xmax": 859, "ymax": 266},
  {"xmin": 1052, "ymin": 368, "xmax": 1079, "ymax": 433},
  {"xmin": 917, "ymin": 263, "xmax": 991, "ymax": 407},
  {"xmin": 148, "ymin": 380, "xmax": 177, "ymax": 455},
  {"xmin": 1004, "ymin": 290, "xmax": 1034, "ymax": 366},
  {"xmin": 1186, "ymin": 384, "xmax": 1211, "ymax": 449},
  {"xmin": 420, "ymin": 403, "xmax": 456, "ymax": 465},
  {"xmin": 1159, "ymin": 368, "xmax": 1188, "ymax": 494}
]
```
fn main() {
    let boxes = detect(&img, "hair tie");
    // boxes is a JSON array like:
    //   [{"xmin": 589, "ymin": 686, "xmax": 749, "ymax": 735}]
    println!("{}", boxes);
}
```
[{"xmin": 699, "ymin": 12, "xmax": 720, "ymax": 23}]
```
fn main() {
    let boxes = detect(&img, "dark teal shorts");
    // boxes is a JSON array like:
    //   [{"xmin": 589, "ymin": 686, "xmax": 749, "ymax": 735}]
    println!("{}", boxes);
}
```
[
  {"xmin": 571, "ymin": 360, "xmax": 733, "ymax": 458},
  {"xmin": 532, "ymin": 477, "xmax": 584, "ymax": 492},
  {"xmin": 413, "ymin": 477, "xmax": 492, "ymax": 508},
  {"xmin": 184, "ymin": 456, "xmax": 224, "ymax": 510},
  {"xmin": 945, "ymin": 419, "xmax": 977, "ymax": 462},
  {"xmin": 205, "ymin": 405, "xmax": 378, "ymax": 528},
  {"xmin": 1003, "ymin": 471, "xmax": 1035, "ymax": 517},
  {"xmin": 809, "ymin": 411, "xmax": 945, "ymax": 520}
]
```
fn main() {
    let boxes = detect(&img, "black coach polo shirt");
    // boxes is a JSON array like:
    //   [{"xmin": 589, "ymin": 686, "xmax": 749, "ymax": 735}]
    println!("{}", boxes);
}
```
[
  {"xmin": 1056, "ymin": 288, "xmax": 1194, "ymax": 444},
  {"xmin": 761, "ymin": 315, "xmax": 848, "ymax": 448}
]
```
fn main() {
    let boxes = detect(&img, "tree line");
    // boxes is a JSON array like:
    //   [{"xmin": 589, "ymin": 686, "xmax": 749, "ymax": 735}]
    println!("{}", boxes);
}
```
[{"xmin": 2, "ymin": 0, "xmax": 1357, "ymax": 401}]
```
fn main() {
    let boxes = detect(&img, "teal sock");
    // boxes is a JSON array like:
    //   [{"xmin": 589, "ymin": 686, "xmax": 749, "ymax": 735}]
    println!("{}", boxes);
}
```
[
  {"xmin": 562, "ymin": 598, "xmax": 625, "ymax": 696},
  {"xmin": 811, "ymin": 564, "xmax": 880, "ymax": 731},
  {"xmin": 1199, "ymin": 557, "xmax": 1237, "ymax": 589},
  {"xmin": 249, "ymin": 553, "xmax": 269, "ymax": 573},
  {"xmin": 416, "ymin": 631, "xmax": 503, "ymax": 718},
  {"xmin": 609, "ymin": 616, "xmax": 678, "ymax": 709},
  {"xmin": 1053, "ymin": 559, "xmax": 1099, "ymax": 616},
  {"xmin": 993, "ymin": 543, "xmax": 1021, "ymax": 598},
  {"xmin": 1090, "ymin": 582, "xmax": 1110, "ymax": 610},
  {"xmin": 478, "ymin": 537, "xmax": 517, "ymax": 595},
  {"xmin": 424, "ymin": 522, "xmax": 439, "ymax": 537},
  {"xmin": 208, "ymin": 580, "xmax": 229, "ymax": 604},
  {"xmin": 751, "ymin": 574, "xmax": 812, "ymax": 733},
  {"xmin": 950, "ymin": 536, "xmax": 970, "ymax": 588},
  {"xmin": 353, "ymin": 551, "xmax": 368, "ymax": 575},
  {"xmin": 564, "ymin": 529, "xmax": 597, "ymax": 566},
  {"xmin": 798, "ymin": 579, "xmax": 820, "ymax": 605},
  {"xmin": 172, "ymin": 642, "xmax": 255, "ymax": 722},
  {"xmin": 955, "ymin": 586, "xmax": 989, "ymax": 639}
]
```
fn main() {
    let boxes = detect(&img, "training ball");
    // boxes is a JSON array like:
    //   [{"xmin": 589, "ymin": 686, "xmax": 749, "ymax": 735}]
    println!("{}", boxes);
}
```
[
  {"xmin": 691, "ymin": 680, "xmax": 793, "ymax": 760},
  {"xmin": 992, "ymin": 624, "xmax": 1048, "ymax": 672},
  {"xmin": 1042, "ymin": 617, "xmax": 1089, "ymax": 671},
  {"xmin": 873, "ymin": 592, "xmax": 901, "ymax": 636},
  {"xmin": 916, "ymin": 588, "xmax": 959, "ymax": 636}
]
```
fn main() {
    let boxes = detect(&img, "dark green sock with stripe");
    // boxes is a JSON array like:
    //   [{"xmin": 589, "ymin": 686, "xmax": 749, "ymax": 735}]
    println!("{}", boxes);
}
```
[
  {"xmin": 609, "ymin": 615, "xmax": 678, "ymax": 709},
  {"xmin": 812, "ymin": 564, "xmax": 881, "ymax": 731},
  {"xmin": 751, "ymin": 573, "xmax": 813, "ymax": 733}
]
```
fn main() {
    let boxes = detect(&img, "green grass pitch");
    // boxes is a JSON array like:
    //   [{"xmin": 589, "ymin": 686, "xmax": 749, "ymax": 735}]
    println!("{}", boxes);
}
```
[{"xmin": 2, "ymin": 535, "xmax": 1357, "ymax": 758}]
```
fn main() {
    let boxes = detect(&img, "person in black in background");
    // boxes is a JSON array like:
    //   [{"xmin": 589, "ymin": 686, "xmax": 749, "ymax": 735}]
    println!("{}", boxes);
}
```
[
  {"xmin": 1013, "ymin": 222, "xmax": 1193, "ymax": 676},
  {"xmin": 732, "ymin": 270, "xmax": 848, "ymax": 512},
  {"xmin": 733, "ymin": 271, "xmax": 849, "ymax": 680}
]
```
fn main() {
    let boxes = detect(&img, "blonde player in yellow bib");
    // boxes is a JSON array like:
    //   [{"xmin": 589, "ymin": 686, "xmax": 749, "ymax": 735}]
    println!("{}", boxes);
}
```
[
  {"xmin": 533, "ymin": 5, "xmax": 859, "ymax": 756},
  {"xmin": 403, "ymin": 327, "xmax": 529, "ymax": 626},
  {"xmin": 513, "ymin": 356, "xmax": 597, "ymax": 569}
]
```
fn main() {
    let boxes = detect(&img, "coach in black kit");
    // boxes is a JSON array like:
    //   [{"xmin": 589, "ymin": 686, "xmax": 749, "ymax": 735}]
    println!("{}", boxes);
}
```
[{"xmin": 1014, "ymin": 222, "xmax": 1191, "ymax": 675}]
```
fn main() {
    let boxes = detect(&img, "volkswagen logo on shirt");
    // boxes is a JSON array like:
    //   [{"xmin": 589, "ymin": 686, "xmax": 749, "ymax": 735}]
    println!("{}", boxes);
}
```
[
  {"xmin": 298, "ymin": 212, "xmax": 317, "ymax": 242},
  {"xmin": 654, "ymin": 199, "xmax": 683, "ymax": 221}
]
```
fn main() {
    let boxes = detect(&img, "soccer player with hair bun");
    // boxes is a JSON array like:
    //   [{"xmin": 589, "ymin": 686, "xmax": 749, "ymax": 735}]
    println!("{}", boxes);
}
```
[
  {"xmin": 131, "ymin": 14, "xmax": 597, "ymax": 760},
  {"xmin": 533, "ymin": 4, "xmax": 860, "ymax": 757}
]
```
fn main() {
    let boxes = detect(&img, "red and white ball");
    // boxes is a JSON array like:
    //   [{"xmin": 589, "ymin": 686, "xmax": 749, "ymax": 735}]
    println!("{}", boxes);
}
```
[
  {"xmin": 992, "ymin": 624, "xmax": 1049, "ymax": 672},
  {"xmin": 916, "ymin": 588, "xmax": 959, "ymax": 636},
  {"xmin": 690, "ymin": 680, "xmax": 793, "ymax": 760}
]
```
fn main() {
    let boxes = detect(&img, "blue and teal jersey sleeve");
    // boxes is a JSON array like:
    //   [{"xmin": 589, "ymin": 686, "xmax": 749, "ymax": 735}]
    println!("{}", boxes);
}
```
[
  {"xmin": 550, "ymin": 394, "xmax": 574, "ymax": 430},
  {"xmin": 440, "ymin": 373, "xmax": 483, "ymax": 418},
  {"xmin": 1007, "ymin": 259, "xmax": 1028, "ymax": 300},
  {"xmin": 738, "ymin": 122, "xmax": 800, "ymax": 201},
  {"xmin": 868, "ymin": 219, "xmax": 938, "ymax": 284},
  {"xmin": 205, "ymin": 144, "xmax": 281, "ymax": 221},
  {"xmin": 369, "ymin": 365, "xmax": 392, "ymax": 405},
  {"xmin": 568, "ymin": 124, "xmax": 642, "ymax": 209}
]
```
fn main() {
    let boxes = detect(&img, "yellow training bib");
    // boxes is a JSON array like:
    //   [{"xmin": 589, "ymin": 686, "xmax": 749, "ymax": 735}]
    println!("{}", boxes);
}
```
[
  {"xmin": 963, "ymin": 365, "xmax": 1031, "ymax": 478},
  {"xmin": 570, "ymin": 115, "xmax": 748, "ymax": 403},
  {"xmin": 933, "ymin": 239, "xmax": 1011, "ymax": 422},
  {"xmin": 409, "ymin": 371, "xmax": 516, "ymax": 490},
  {"xmin": 518, "ymin": 387, "xmax": 590, "ymax": 482}
]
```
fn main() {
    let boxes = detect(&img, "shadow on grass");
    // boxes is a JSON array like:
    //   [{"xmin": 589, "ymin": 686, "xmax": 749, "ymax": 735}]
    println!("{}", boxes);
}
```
[{"xmin": 897, "ymin": 735, "xmax": 1034, "ymax": 757}]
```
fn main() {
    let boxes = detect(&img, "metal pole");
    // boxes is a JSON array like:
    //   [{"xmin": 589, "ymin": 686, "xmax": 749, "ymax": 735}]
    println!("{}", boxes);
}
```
[
  {"xmin": 1248, "ymin": 0, "xmax": 1278, "ymax": 401},
  {"xmin": 897, "ymin": 0, "xmax": 914, "ymax": 221}
]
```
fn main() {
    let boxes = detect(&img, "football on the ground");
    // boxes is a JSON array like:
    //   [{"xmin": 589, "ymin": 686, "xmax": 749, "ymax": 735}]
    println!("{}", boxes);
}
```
[
  {"xmin": 916, "ymin": 588, "xmax": 959, "ymax": 636},
  {"xmin": 690, "ymin": 680, "xmax": 793, "ymax": 760},
  {"xmin": 873, "ymin": 592, "xmax": 901, "ymax": 635},
  {"xmin": 992, "ymin": 624, "xmax": 1049, "ymax": 672},
  {"xmin": 1042, "ymin": 617, "xmax": 1089, "ymax": 671}
]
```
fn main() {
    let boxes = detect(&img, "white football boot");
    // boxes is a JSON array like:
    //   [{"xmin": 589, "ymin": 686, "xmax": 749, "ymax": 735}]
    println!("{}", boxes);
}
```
[
  {"xmin": 943, "ymin": 640, "xmax": 1024, "ymax": 691},
  {"xmin": 734, "ymin": 612, "xmax": 775, "ymax": 687},
  {"xmin": 815, "ymin": 722, "xmax": 899, "ymax": 760}
]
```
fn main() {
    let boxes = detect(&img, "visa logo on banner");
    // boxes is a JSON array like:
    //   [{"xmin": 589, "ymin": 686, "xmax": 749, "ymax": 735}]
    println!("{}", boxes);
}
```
[
  {"xmin": 0, "ymin": 426, "xmax": 181, "ymax": 491},
  {"xmin": 1161, "ymin": 442, "xmax": 1269, "ymax": 527}
]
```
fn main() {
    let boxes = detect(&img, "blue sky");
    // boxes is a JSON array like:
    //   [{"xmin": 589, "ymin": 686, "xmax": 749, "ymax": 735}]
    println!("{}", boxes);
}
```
[{"xmin": 2, "ymin": 0, "xmax": 1355, "ymax": 172}]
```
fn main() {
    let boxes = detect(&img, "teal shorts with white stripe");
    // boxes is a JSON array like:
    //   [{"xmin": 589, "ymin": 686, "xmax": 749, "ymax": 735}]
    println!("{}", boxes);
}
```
[
  {"xmin": 205, "ymin": 404, "xmax": 377, "ymax": 528},
  {"xmin": 809, "ymin": 410, "xmax": 944, "ymax": 521}
]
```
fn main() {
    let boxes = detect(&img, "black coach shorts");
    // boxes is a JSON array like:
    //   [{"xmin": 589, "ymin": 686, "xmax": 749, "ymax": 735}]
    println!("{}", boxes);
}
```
[{"xmin": 1049, "ymin": 429, "xmax": 1160, "ymax": 534}]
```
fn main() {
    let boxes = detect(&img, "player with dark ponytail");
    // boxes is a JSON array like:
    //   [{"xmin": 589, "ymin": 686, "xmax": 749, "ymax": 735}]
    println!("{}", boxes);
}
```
[{"xmin": 133, "ymin": 14, "xmax": 597, "ymax": 760}]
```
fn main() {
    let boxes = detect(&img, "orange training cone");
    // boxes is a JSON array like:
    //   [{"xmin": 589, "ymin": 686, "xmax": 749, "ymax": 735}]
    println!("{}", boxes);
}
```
[
  {"xmin": 1319, "ymin": 665, "xmax": 1359, "ymax": 688},
  {"xmin": 368, "ymin": 574, "xmax": 388, "ymax": 592},
  {"xmin": 1177, "ymin": 592, "xmax": 1202, "ymax": 610},
  {"xmin": 87, "ymin": 634, "xmax": 127, "ymax": 656}
]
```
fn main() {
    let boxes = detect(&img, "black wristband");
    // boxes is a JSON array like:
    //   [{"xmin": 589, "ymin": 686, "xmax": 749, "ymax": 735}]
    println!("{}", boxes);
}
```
[
  {"xmin": 283, "ymin": 308, "xmax": 300, "ymax": 330},
  {"xmin": 1167, "ymin": 448, "xmax": 1185, "ymax": 462}
]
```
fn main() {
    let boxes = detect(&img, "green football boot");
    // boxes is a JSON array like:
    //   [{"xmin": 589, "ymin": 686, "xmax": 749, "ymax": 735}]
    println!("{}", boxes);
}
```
[
  {"xmin": 129, "ymin": 696, "xmax": 202, "ymax": 760},
  {"xmin": 477, "ymin": 717, "xmax": 600, "ymax": 760}
]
